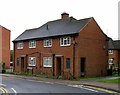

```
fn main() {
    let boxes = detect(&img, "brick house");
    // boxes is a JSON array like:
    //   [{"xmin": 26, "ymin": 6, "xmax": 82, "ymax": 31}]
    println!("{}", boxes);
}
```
[
  {"xmin": 13, "ymin": 13, "xmax": 108, "ymax": 78},
  {"xmin": 108, "ymin": 38, "xmax": 120, "ymax": 71},
  {"xmin": 0, "ymin": 25, "xmax": 10, "ymax": 69}
]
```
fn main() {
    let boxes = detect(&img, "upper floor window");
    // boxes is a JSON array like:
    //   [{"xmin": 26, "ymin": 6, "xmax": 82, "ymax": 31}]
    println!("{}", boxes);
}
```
[
  {"xmin": 108, "ymin": 50, "xmax": 113, "ymax": 54},
  {"xmin": 28, "ymin": 57, "xmax": 36, "ymax": 66},
  {"xmin": 29, "ymin": 40, "xmax": 36, "ymax": 48},
  {"xmin": 44, "ymin": 39, "xmax": 52, "ymax": 47},
  {"xmin": 17, "ymin": 42, "xmax": 23, "ymax": 49},
  {"xmin": 60, "ymin": 37, "xmax": 71, "ymax": 46}
]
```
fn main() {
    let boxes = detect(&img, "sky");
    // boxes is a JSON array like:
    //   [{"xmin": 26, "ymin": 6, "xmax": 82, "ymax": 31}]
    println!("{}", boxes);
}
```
[{"xmin": 0, "ymin": 0, "xmax": 119, "ymax": 50}]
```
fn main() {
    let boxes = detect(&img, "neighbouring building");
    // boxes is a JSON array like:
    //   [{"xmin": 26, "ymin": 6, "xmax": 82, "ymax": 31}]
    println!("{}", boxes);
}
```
[
  {"xmin": 13, "ymin": 13, "xmax": 108, "ymax": 79},
  {"xmin": 108, "ymin": 38, "xmax": 120, "ymax": 71},
  {"xmin": 0, "ymin": 25, "xmax": 10, "ymax": 69}
]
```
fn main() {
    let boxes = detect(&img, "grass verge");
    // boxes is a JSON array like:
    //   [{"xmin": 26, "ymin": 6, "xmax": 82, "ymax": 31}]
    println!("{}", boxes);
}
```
[{"xmin": 98, "ymin": 78, "xmax": 120, "ymax": 84}]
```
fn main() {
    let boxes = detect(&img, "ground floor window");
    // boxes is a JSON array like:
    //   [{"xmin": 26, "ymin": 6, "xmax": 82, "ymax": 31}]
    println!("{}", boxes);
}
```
[
  {"xmin": 43, "ymin": 57, "xmax": 52, "ymax": 67},
  {"xmin": 108, "ymin": 58, "xmax": 114, "ymax": 65},
  {"xmin": 17, "ymin": 58, "xmax": 20, "ymax": 66},
  {"xmin": 66, "ymin": 58, "xmax": 70, "ymax": 68},
  {"xmin": 29, "ymin": 57, "xmax": 36, "ymax": 66}
]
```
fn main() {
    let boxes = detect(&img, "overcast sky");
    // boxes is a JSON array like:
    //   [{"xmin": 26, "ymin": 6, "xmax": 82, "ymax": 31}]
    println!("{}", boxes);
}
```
[{"xmin": 0, "ymin": 0, "xmax": 119, "ymax": 49}]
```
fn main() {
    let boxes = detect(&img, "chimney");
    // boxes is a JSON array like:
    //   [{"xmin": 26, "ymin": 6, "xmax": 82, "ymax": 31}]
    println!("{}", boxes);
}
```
[{"xmin": 61, "ymin": 12, "xmax": 69, "ymax": 19}]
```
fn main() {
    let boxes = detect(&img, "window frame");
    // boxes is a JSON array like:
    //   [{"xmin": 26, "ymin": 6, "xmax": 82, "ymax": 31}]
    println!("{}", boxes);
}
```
[
  {"xmin": 43, "ymin": 57, "xmax": 52, "ymax": 67},
  {"xmin": 16, "ymin": 58, "xmax": 20, "ymax": 66},
  {"xmin": 108, "ymin": 50, "xmax": 113, "ymax": 54},
  {"xmin": 28, "ymin": 57, "xmax": 36, "ymax": 66},
  {"xmin": 17, "ymin": 42, "xmax": 24, "ymax": 49},
  {"xmin": 108, "ymin": 58, "xmax": 114, "ymax": 64},
  {"xmin": 29, "ymin": 40, "xmax": 36, "ymax": 48},
  {"xmin": 60, "ymin": 37, "xmax": 71, "ymax": 46},
  {"xmin": 44, "ymin": 39, "xmax": 52, "ymax": 47}
]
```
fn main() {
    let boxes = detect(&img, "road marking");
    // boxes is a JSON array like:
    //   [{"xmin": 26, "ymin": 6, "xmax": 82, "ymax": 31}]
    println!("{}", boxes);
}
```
[
  {"xmin": 68, "ymin": 85, "xmax": 98, "ymax": 92},
  {"xmin": 0, "ymin": 87, "xmax": 5, "ymax": 93},
  {"xmin": 82, "ymin": 87, "xmax": 98, "ymax": 92},
  {"xmin": 83, "ymin": 86, "xmax": 119, "ymax": 94},
  {"xmin": 0, "ymin": 87, "xmax": 8, "ymax": 94},
  {"xmin": 0, "ymin": 84, "xmax": 6, "ymax": 87},
  {"xmin": 45, "ymin": 82, "xmax": 54, "ymax": 84},
  {"xmin": 11, "ymin": 88, "xmax": 17, "ymax": 94}
]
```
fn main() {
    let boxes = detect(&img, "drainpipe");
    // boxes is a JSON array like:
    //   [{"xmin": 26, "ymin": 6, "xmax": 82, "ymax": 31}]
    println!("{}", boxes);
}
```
[
  {"xmin": 13, "ymin": 42, "xmax": 15, "ymax": 72},
  {"xmin": 73, "ymin": 36, "xmax": 76, "ymax": 78}
]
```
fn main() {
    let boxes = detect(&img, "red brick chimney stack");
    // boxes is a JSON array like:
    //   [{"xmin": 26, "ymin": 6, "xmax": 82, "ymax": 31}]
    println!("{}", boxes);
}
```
[{"xmin": 61, "ymin": 12, "xmax": 69, "ymax": 19}]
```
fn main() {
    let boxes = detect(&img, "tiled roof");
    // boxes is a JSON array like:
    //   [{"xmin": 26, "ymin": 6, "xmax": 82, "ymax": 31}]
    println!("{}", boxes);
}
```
[
  {"xmin": 108, "ymin": 38, "xmax": 120, "ymax": 50},
  {"xmin": 13, "ymin": 17, "xmax": 92, "ymax": 42}
]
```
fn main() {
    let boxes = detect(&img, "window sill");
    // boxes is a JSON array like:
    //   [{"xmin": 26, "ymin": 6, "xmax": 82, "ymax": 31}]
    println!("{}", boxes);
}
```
[
  {"xmin": 44, "ymin": 46, "xmax": 52, "ymax": 48},
  {"xmin": 60, "ymin": 44, "xmax": 71, "ymax": 47},
  {"xmin": 29, "ymin": 47, "xmax": 36, "ymax": 49}
]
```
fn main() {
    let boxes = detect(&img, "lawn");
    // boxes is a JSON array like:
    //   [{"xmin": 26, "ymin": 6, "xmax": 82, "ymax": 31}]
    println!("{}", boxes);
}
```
[{"xmin": 98, "ymin": 78, "xmax": 120, "ymax": 84}]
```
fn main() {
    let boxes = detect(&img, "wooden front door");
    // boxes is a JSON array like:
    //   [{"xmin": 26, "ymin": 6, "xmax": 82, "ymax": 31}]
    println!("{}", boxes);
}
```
[
  {"xmin": 21, "ymin": 57, "xmax": 24, "ymax": 72},
  {"xmin": 56, "ymin": 57, "xmax": 61, "ymax": 76}
]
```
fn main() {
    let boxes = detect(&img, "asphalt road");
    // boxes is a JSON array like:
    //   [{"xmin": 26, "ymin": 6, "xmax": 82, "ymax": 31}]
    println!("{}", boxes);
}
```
[{"xmin": 1, "ymin": 75, "xmax": 111, "ymax": 95}]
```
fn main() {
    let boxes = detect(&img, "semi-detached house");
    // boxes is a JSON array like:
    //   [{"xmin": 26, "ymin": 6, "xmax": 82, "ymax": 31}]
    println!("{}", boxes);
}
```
[
  {"xmin": 108, "ymin": 38, "xmax": 120, "ymax": 72},
  {"xmin": 13, "ymin": 13, "xmax": 108, "ymax": 79}
]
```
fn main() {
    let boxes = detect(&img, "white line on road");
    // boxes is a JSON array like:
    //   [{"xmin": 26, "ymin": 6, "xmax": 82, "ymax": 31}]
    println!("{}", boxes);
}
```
[
  {"xmin": 67, "ymin": 85, "xmax": 98, "ymax": 92},
  {"xmin": 82, "ymin": 87, "xmax": 98, "ymax": 92},
  {"xmin": 11, "ymin": 88, "xmax": 17, "ymax": 94},
  {"xmin": 0, "ymin": 84, "xmax": 6, "ymax": 87}
]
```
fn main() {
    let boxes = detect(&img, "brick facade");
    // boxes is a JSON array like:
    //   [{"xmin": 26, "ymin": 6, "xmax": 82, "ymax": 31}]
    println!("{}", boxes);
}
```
[
  {"xmin": 13, "ymin": 14, "xmax": 108, "ymax": 79},
  {"xmin": 0, "ymin": 25, "xmax": 10, "ymax": 69}
]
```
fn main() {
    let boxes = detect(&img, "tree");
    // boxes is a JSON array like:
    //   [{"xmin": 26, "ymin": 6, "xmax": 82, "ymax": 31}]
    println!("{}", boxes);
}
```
[{"xmin": 10, "ymin": 50, "xmax": 13, "ymax": 62}]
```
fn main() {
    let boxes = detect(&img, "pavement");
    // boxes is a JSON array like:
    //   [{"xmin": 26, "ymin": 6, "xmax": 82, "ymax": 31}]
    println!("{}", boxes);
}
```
[{"xmin": 1, "ymin": 74, "xmax": 120, "ymax": 93}]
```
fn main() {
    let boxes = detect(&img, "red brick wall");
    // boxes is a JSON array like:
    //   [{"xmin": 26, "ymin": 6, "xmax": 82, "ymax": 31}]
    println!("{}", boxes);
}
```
[
  {"xmin": 14, "ymin": 38, "xmax": 74, "ymax": 75},
  {"xmin": 74, "ymin": 18, "xmax": 108, "ymax": 77},
  {"xmin": 14, "ymin": 18, "xmax": 108, "ymax": 78},
  {"xmin": 1, "ymin": 26, "xmax": 10, "ymax": 69}
]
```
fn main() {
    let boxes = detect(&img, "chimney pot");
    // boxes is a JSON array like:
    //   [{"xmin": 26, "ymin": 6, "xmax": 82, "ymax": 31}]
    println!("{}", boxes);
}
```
[{"xmin": 61, "ymin": 12, "xmax": 69, "ymax": 19}]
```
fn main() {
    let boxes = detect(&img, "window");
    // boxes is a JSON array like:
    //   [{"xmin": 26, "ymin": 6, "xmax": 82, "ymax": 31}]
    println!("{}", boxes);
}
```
[
  {"xmin": 43, "ymin": 57, "xmax": 52, "ymax": 67},
  {"xmin": 44, "ymin": 39, "xmax": 52, "ymax": 47},
  {"xmin": 17, "ymin": 58, "xmax": 20, "ymax": 66},
  {"xmin": 29, "ymin": 40, "xmax": 36, "ymax": 48},
  {"xmin": 29, "ymin": 57, "xmax": 36, "ymax": 66},
  {"xmin": 108, "ymin": 58, "xmax": 113, "ymax": 64},
  {"xmin": 108, "ymin": 50, "xmax": 113, "ymax": 54},
  {"xmin": 17, "ymin": 42, "xmax": 23, "ymax": 49},
  {"xmin": 66, "ymin": 58, "xmax": 70, "ymax": 68},
  {"xmin": 60, "ymin": 37, "xmax": 71, "ymax": 46}
]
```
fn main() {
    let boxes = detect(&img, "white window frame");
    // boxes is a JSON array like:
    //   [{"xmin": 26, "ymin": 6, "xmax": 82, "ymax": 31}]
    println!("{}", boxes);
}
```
[
  {"xmin": 108, "ymin": 58, "xmax": 114, "ymax": 65},
  {"xmin": 28, "ymin": 57, "xmax": 36, "ymax": 66},
  {"xmin": 17, "ymin": 42, "xmax": 23, "ymax": 49},
  {"xmin": 108, "ymin": 50, "xmax": 113, "ymax": 54},
  {"xmin": 29, "ymin": 40, "xmax": 36, "ymax": 48},
  {"xmin": 44, "ymin": 39, "xmax": 52, "ymax": 47},
  {"xmin": 43, "ymin": 57, "xmax": 52, "ymax": 67},
  {"xmin": 60, "ymin": 37, "xmax": 71, "ymax": 46}
]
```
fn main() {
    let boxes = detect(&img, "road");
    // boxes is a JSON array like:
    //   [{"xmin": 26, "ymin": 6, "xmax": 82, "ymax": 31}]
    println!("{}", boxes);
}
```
[{"xmin": 1, "ymin": 75, "xmax": 111, "ymax": 95}]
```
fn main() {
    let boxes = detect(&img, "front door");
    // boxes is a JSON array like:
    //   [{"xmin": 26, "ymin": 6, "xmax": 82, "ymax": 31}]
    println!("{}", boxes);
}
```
[
  {"xmin": 80, "ymin": 57, "xmax": 86, "ymax": 77},
  {"xmin": 21, "ymin": 57, "xmax": 24, "ymax": 72},
  {"xmin": 56, "ymin": 57, "xmax": 61, "ymax": 76}
]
